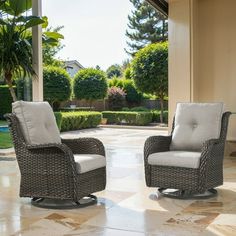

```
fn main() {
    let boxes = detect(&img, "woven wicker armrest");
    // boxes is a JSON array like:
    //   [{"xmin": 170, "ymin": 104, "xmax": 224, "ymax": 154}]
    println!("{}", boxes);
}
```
[
  {"xmin": 25, "ymin": 142, "xmax": 78, "ymax": 178},
  {"xmin": 144, "ymin": 135, "xmax": 172, "ymax": 162},
  {"xmin": 62, "ymin": 138, "xmax": 105, "ymax": 156},
  {"xmin": 26, "ymin": 143, "xmax": 73, "ymax": 154},
  {"xmin": 202, "ymin": 138, "xmax": 220, "ymax": 147},
  {"xmin": 200, "ymin": 138, "xmax": 221, "ymax": 158},
  {"xmin": 199, "ymin": 138, "xmax": 221, "ymax": 163}
]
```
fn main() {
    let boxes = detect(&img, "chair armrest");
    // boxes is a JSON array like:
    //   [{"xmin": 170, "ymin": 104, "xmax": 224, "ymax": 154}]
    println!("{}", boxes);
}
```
[
  {"xmin": 26, "ymin": 142, "xmax": 75, "ymax": 164},
  {"xmin": 144, "ymin": 135, "xmax": 171, "ymax": 187},
  {"xmin": 25, "ymin": 142, "xmax": 78, "ymax": 179},
  {"xmin": 199, "ymin": 138, "xmax": 222, "ymax": 172},
  {"xmin": 62, "ymin": 138, "xmax": 105, "ymax": 156},
  {"xmin": 200, "ymin": 138, "xmax": 221, "ymax": 161},
  {"xmin": 144, "ymin": 135, "xmax": 172, "ymax": 162},
  {"xmin": 26, "ymin": 143, "xmax": 71, "ymax": 153},
  {"xmin": 202, "ymin": 139, "xmax": 220, "ymax": 148}
]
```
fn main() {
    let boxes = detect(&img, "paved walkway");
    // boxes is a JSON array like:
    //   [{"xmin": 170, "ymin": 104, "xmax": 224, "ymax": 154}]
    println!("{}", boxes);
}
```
[{"xmin": 61, "ymin": 127, "xmax": 168, "ymax": 149}]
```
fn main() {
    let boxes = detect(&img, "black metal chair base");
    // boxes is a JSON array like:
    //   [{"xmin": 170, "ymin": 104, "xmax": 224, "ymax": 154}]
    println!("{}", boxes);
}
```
[
  {"xmin": 158, "ymin": 188, "xmax": 217, "ymax": 199},
  {"xmin": 31, "ymin": 194, "xmax": 97, "ymax": 209}
]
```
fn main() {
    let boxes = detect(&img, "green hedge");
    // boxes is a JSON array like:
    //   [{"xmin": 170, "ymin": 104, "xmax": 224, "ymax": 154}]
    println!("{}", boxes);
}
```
[
  {"xmin": 54, "ymin": 112, "xmax": 63, "ymax": 131},
  {"xmin": 122, "ymin": 106, "xmax": 149, "ymax": 112},
  {"xmin": 60, "ymin": 107, "xmax": 93, "ymax": 112},
  {"xmin": 151, "ymin": 110, "xmax": 168, "ymax": 123},
  {"xmin": 58, "ymin": 112, "xmax": 102, "ymax": 132},
  {"xmin": 0, "ymin": 85, "xmax": 14, "ymax": 118},
  {"xmin": 102, "ymin": 111, "xmax": 152, "ymax": 126}
]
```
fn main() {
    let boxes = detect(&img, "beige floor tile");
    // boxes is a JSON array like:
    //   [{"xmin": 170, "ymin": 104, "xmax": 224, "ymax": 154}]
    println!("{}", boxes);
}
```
[
  {"xmin": 66, "ymin": 225, "xmax": 146, "ymax": 236},
  {"xmin": 205, "ymin": 224, "xmax": 236, "ymax": 236},
  {"xmin": 210, "ymin": 213, "xmax": 236, "ymax": 226},
  {"xmin": 84, "ymin": 205, "xmax": 175, "ymax": 233},
  {"xmin": 150, "ymin": 223, "xmax": 206, "ymax": 236},
  {"xmin": 118, "ymin": 191, "xmax": 193, "ymax": 213}
]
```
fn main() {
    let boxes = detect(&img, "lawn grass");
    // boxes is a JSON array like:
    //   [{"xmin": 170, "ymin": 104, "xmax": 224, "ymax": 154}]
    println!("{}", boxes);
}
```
[
  {"xmin": 0, "ymin": 132, "xmax": 13, "ymax": 149},
  {"xmin": 0, "ymin": 120, "xmax": 7, "ymax": 126}
]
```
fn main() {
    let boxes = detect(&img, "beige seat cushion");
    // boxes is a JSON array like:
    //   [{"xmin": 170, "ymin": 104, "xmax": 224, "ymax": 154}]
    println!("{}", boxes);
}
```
[
  {"xmin": 148, "ymin": 151, "xmax": 201, "ymax": 169},
  {"xmin": 170, "ymin": 103, "xmax": 223, "ymax": 151},
  {"xmin": 12, "ymin": 101, "xmax": 61, "ymax": 145},
  {"xmin": 74, "ymin": 154, "xmax": 106, "ymax": 173}
]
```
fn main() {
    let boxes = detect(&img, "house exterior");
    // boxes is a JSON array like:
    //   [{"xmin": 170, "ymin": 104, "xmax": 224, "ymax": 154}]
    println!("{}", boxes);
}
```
[{"xmin": 64, "ymin": 60, "xmax": 84, "ymax": 78}]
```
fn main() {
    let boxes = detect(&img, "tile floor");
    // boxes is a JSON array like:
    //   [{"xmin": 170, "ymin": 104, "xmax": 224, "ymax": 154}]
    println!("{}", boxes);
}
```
[{"xmin": 0, "ymin": 127, "xmax": 236, "ymax": 236}]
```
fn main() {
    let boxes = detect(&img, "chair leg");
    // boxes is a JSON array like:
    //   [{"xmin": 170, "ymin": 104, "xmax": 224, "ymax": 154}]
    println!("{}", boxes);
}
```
[
  {"xmin": 158, "ymin": 188, "xmax": 217, "ymax": 199},
  {"xmin": 31, "ymin": 194, "xmax": 97, "ymax": 209}
]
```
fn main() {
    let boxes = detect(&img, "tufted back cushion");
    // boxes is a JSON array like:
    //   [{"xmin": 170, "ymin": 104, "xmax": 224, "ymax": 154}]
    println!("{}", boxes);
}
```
[
  {"xmin": 170, "ymin": 103, "xmax": 223, "ymax": 151},
  {"xmin": 12, "ymin": 101, "xmax": 61, "ymax": 145}
]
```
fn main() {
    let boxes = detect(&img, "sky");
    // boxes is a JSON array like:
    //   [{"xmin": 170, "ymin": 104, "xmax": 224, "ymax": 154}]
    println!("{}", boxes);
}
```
[{"xmin": 42, "ymin": 0, "xmax": 133, "ymax": 71}]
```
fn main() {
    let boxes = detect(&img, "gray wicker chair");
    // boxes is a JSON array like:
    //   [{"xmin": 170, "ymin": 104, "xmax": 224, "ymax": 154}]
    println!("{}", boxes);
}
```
[
  {"xmin": 5, "ymin": 102, "xmax": 106, "ymax": 209},
  {"xmin": 144, "ymin": 103, "xmax": 231, "ymax": 199}
]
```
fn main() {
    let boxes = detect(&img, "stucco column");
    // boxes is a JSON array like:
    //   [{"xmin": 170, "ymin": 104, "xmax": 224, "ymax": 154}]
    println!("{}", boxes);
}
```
[
  {"xmin": 32, "ymin": 0, "xmax": 43, "ymax": 101},
  {"xmin": 168, "ymin": 0, "xmax": 196, "ymax": 131}
]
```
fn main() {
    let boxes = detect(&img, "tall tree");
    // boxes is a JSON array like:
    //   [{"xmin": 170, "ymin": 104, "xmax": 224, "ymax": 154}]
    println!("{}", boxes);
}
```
[
  {"xmin": 125, "ymin": 0, "xmax": 168, "ymax": 56},
  {"xmin": 106, "ymin": 64, "xmax": 122, "ymax": 79},
  {"xmin": 131, "ymin": 42, "xmax": 168, "ymax": 123}
]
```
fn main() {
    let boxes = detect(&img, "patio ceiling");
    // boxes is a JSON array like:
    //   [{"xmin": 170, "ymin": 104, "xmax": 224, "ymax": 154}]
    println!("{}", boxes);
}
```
[{"xmin": 146, "ymin": 0, "xmax": 168, "ymax": 16}]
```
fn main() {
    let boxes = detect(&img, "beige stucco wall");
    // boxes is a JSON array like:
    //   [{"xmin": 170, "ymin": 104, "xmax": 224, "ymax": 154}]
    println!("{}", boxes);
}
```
[
  {"xmin": 169, "ymin": 0, "xmax": 236, "ymax": 140},
  {"xmin": 168, "ymin": 0, "xmax": 192, "ymax": 123}
]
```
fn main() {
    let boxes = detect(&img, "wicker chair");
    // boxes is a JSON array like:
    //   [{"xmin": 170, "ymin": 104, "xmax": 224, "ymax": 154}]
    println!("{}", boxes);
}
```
[
  {"xmin": 144, "ymin": 103, "xmax": 231, "ymax": 199},
  {"xmin": 5, "ymin": 101, "xmax": 106, "ymax": 209}
]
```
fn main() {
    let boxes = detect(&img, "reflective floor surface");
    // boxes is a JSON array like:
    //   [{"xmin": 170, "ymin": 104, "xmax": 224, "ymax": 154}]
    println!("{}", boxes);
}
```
[{"xmin": 0, "ymin": 128, "xmax": 236, "ymax": 235}]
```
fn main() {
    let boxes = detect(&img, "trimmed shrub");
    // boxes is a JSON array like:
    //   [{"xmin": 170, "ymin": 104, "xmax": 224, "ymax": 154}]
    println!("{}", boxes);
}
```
[
  {"xmin": 74, "ymin": 68, "xmax": 107, "ymax": 106},
  {"xmin": 151, "ymin": 110, "xmax": 168, "ymax": 123},
  {"xmin": 108, "ymin": 78, "xmax": 143, "ymax": 105},
  {"xmin": 124, "ymin": 67, "xmax": 132, "ymax": 80},
  {"xmin": 131, "ymin": 42, "xmax": 168, "ymax": 122},
  {"xmin": 60, "ymin": 111, "xmax": 102, "ymax": 132},
  {"xmin": 43, "ymin": 66, "xmax": 72, "ymax": 109},
  {"xmin": 108, "ymin": 77, "xmax": 123, "ymax": 88},
  {"xmin": 107, "ymin": 86, "xmax": 126, "ymax": 111},
  {"xmin": 0, "ymin": 85, "xmax": 14, "ymax": 118},
  {"xmin": 119, "ymin": 108, "xmax": 168, "ymax": 124},
  {"xmin": 102, "ymin": 111, "xmax": 152, "ymax": 126},
  {"xmin": 122, "ymin": 106, "xmax": 149, "ymax": 112},
  {"xmin": 60, "ymin": 107, "xmax": 93, "ymax": 112},
  {"xmin": 122, "ymin": 79, "xmax": 143, "ymax": 104},
  {"xmin": 131, "ymin": 106, "xmax": 149, "ymax": 112},
  {"xmin": 54, "ymin": 112, "xmax": 62, "ymax": 131}
]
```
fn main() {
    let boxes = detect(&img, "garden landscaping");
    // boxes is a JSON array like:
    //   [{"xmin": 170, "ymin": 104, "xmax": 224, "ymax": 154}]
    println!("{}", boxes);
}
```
[
  {"xmin": 102, "ymin": 111, "xmax": 152, "ymax": 126},
  {"xmin": 0, "ymin": 107, "xmax": 168, "ymax": 149},
  {"xmin": 0, "ymin": 132, "xmax": 12, "ymax": 149},
  {"xmin": 55, "ymin": 111, "xmax": 102, "ymax": 131},
  {"xmin": 0, "ymin": 120, "xmax": 12, "ymax": 149},
  {"xmin": 0, "ymin": 45, "xmax": 168, "ymax": 150}
]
